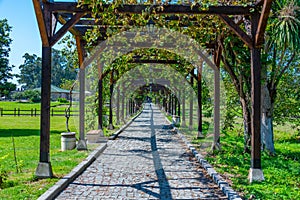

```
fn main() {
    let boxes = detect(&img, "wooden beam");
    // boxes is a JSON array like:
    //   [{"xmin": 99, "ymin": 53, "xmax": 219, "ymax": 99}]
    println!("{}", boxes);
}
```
[
  {"xmin": 255, "ymin": 0, "xmax": 273, "ymax": 47},
  {"xmin": 50, "ymin": 2, "xmax": 254, "ymax": 15},
  {"xmin": 57, "ymin": 15, "xmax": 83, "ymax": 36},
  {"xmin": 219, "ymin": 14, "xmax": 253, "ymax": 48},
  {"xmin": 128, "ymin": 59, "xmax": 180, "ymax": 64},
  {"xmin": 75, "ymin": 36, "xmax": 85, "ymax": 68},
  {"xmin": 32, "ymin": 0, "xmax": 49, "ymax": 46},
  {"xmin": 50, "ymin": 12, "xmax": 85, "ymax": 46}
]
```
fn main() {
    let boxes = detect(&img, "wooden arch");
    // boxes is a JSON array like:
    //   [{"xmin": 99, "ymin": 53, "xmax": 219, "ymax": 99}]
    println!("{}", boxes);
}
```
[{"xmin": 32, "ymin": 0, "xmax": 272, "ymax": 183}]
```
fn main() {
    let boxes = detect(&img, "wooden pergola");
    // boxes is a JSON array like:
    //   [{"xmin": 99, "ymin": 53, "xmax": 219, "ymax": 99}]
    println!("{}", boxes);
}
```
[{"xmin": 32, "ymin": 0, "xmax": 272, "ymax": 182}]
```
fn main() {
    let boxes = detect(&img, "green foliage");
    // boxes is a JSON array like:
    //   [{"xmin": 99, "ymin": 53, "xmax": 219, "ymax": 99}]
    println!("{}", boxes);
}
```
[
  {"xmin": 57, "ymin": 97, "xmax": 68, "ymax": 103},
  {"xmin": 0, "ymin": 18, "xmax": 15, "ymax": 97},
  {"xmin": 18, "ymin": 53, "xmax": 41, "ymax": 90},
  {"xmin": 270, "ymin": 0, "xmax": 300, "ymax": 51},
  {"xmin": 0, "ymin": 155, "xmax": 8, "ymax": 188},
  {"xmin": 18, "ymin": 49, "xmax": 77, "ymax": 89},
  {"xmin": 12, "ymin": 90, "xmax": 41, "ymax": 103},
  {"xmin": 60, "ymin": 78, "xmax": 76, "ymax": 90},
  {"xmin": 196, "ymin": 122, "xmax": 300, "ymax": 199},
  {"xmin": 0, "ymin": 116, "xmax": 97, "ymax": 199}
]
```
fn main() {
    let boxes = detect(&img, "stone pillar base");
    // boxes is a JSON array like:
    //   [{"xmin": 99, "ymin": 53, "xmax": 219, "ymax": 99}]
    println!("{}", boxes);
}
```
[
  {"xmin": 211, "ymin": 142, "xmax": 221, "ymax": 151},
  {"xmin": 181, "ymin": 120, "xmax": 186, "ymax": 127},
  {"xmin": 35, "ymin": 162, "xmax": 53, "ymax": 178},
  {"xmin": 86, "ymin": 130, "xmax": 107, "ymax": 143},
  {"xmin": 197, "ymin": 131, "xmax": 205, "ymax": 138},
  {"xmin": 108, "ymin": 124, "xmax": 114, "ymax": 130},
  {"xmin": 77, "ymin": 139, "xmax": 88, "ymax": 150},
  {"xmin": 248, "ymin": 168, "xmax": 265, "ymax": 183}
]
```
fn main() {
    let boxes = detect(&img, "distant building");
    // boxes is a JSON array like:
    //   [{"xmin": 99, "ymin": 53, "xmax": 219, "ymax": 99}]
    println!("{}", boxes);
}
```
[{"xmin": 34, "ymin": 85, "xmax": 77, "ymax": 100}]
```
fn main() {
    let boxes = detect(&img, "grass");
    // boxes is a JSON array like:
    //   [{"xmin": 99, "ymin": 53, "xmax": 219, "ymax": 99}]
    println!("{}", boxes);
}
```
[
  {"xmin": 0, "ymin": 101, "xmax": 71, "ymax": 116},
  {"xmin": 0, "ymin": 101, "xmax": 68, "ymax": 110},
  {"xmin": 0, "ymin": 115, "xmax": 98, "ymax": 199},
  {"xmin": 0, "ymin": 101, "xmax": 137, "ymax": 199},
  {"xmin": 181, "ymin": 119, "xmax": 300, "ymax": 199}
]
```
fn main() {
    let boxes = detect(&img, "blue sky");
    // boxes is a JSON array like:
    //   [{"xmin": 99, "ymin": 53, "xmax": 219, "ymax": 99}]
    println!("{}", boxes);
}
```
[{"xmin": 0, "ymin": 0, "xmax": 41, "ymax": 83}]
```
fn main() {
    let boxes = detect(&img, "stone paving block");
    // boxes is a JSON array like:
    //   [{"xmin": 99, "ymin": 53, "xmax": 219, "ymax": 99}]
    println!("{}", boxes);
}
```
[{"xmin": 55, "ymin": 104, "xmax": 229, "ymax": 199}]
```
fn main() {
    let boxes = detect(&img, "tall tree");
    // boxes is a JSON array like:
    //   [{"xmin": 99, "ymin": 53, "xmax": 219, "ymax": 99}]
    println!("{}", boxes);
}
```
[
  {"xmin": 0, "ymin": 19, "xmax": 16, "ymax": 97},
  {"xmin": 18, "ymin": 49, "xmax": 77, "ymax": 89},
  {"xmin": 261, "ymin": 0, "xmax": 300, "ymax": 154},
  {"xmin": 221, "ymin": 0, "xmax": 300, "ymax": 154},
  {"xmin": 18, "ymin": 53, "xmax": 42, "ymax": 89},
  {"xmin": 51, "ymin": 48, "xmax": 77, "ymax": 87}
]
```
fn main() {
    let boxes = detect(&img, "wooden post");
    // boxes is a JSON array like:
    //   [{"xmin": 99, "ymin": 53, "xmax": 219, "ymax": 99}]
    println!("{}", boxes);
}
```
[
  {"xmin": 249, "ymin": 12, "xmax": 264, "ymax": 182},
  {"xmin": 164, "ymin": 97, "xmax": 168, "ymax": 114},
  {"xmin": 126, "ymin": 99, "xmax": 129, "ymax": 118},
  {"xmin": 116, "ymin": 85, "xmax": 120, "ymax": 125},
  {"xmin": 181, "ymin": 89, "xmax": 186, "ymax": 127},
  {"xmin": 121, "ymin": 89, "xmax": 125, "ymax": 122},
  {"xmin": 168, "ymin": 94, "xmax": 171, "ymax": 114},
  {"xmin": 76, "ymin": 36, "xmax": 87, "ymax": 150},
  {"xmin": 189, "ymin": 75, "xmax": 194, "ymax": 130},
  {"xmin": 108, "ymin": 71, "xmax": 114, "ymax": 130},
  {"xmin": 171, "ymin": 94, "xmax": 174, "ymax": 115},
  {"xmin": 36, "ymin": 46, "xmax": 53, "ymax": 178},
  {"xmin": 197, "ymin": 66, "xmax": 203, "ymax": 138},
  {"xmin": 178, "ymin": 91, "xmax": 181, "ymax": 118},
  {"xmin": 212, "ymin": 68, "xmax": 221, "ymax": 150},
  {"xmin": 174, "ymin": 94, "xmax": 177, "ymax": 116},
  {"xmin": 98, "ymin": 77, "xmax": 103, "ymax": 129}
]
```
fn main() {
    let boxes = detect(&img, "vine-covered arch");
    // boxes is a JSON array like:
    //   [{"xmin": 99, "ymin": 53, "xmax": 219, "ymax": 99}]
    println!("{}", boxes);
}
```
[{"xmin": 33, "ymin": 0, "xmax": 272, "ymax": 182}]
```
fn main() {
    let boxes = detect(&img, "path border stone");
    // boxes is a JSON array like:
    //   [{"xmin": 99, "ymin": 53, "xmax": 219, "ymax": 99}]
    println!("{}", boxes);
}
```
[
  {"xmin": 38, "ymin": 143, "xmax": 107, "ymax": 200},
  {"xmin": 177, "ymin": 132, "xmax": 243, "ymax": 200},
  {"xmin": 164, "ymin": 112, "xmax": 243, "ymax": 200}
]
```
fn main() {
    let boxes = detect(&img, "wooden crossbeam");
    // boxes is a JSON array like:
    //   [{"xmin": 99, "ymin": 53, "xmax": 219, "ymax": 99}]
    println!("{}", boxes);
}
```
[
  {"xmin": 256, "ymin": 0, "xmax": 273, "ymax": 47},
  {"xmin": 128, "ymin": 59, "xmax": 180, "ymax": 64},
  {"xmin": 57, "ymin": 15, "xmax": 83, "ymax": 36},
  {"xmin": 32, "ymin": 0, "xmax": 49, "ymax": 46},
  {"xmin": 50, "ymin": 12, "xmax": 85, "ymax": 46},
  {"xmin": 49, "ymin": 2, "xmax": 254, "ymax": 15},
  {"xmin": 219, "ymin": 14, "xmax": 253, "ymax": 48}
]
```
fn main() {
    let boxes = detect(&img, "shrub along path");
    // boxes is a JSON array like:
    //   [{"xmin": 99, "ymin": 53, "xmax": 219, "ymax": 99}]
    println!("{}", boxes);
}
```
[{"xmin": 56, "ymin": 104, "xmax": 228, "ymax": 199}]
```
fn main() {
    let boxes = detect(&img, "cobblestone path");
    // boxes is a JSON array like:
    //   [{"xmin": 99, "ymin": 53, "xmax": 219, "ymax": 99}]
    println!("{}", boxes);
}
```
[{"xmin": 56, "ymin": 104, "xmax": 227, "ymax": 200}]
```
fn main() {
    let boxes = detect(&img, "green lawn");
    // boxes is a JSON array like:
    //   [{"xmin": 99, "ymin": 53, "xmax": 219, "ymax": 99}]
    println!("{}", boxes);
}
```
[
  {"xmin": 0, "ymin": 115, "xmax": 97, "ymax": 199},
  {"xmin": 0, "ymin": 101, "xmax": 68, "ymax": 110},
  {"xmin": 0, "ymin": 101, "xmax": 74, "ymax": 116},
  {"xmin": 181, "ymin": 120, "xmax": 300, "ymax": 199}
]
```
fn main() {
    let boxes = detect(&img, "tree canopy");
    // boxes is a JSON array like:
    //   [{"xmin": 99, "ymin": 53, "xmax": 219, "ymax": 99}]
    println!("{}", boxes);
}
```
[{"xmin": 0, "ymin": 19, "xmax": 16, "ymax": 97}]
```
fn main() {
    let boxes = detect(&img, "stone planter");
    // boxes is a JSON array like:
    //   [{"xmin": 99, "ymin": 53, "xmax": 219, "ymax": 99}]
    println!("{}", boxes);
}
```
[{"xmin": 61, "ymin": 132, "xmax": 76, "ymax": 151}]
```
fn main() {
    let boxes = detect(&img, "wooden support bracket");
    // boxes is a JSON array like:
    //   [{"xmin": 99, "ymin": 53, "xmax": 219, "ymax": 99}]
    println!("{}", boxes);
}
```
[
  {"xmin": 50, "ymin": 12, "xmax": 86, "ymax": 46},
  {"xmin": 219, "ymin": 14, "xmax": 253, "ymax": 48},
  {"xmin": 255, "ymin": 0, "xmax": 273, "ymax": 47}
]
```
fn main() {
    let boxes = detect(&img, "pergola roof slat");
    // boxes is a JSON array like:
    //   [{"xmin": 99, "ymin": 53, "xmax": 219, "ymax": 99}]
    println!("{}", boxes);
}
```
[{"xmin": 49, "ymin": 2, "xmax": 254, "ymax": 15}]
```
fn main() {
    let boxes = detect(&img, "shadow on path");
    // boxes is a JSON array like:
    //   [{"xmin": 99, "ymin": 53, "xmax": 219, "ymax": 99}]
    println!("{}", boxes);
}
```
[{"xmin": 150, "ymin": 105, "xmax": 173, "ymax": 200}]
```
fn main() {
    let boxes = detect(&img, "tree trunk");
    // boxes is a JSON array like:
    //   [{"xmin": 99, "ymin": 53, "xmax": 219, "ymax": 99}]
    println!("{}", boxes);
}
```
[
  {"xmin": 240, "ymin": 98, "xmax": 251, "ymax": 153},
  {"xmin": 261, "ymin": 84, "xmax": 275, "ymax": 154}
]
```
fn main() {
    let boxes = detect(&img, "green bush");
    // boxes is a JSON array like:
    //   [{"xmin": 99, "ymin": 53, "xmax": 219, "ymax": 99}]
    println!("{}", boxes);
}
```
[
  {"xmin": 12, "ymin": 90, "xmax": 41, "ymax": 103},
  {"xmin": 57, "ymin": 97, "xmax": 68, "ymax": 103}
]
